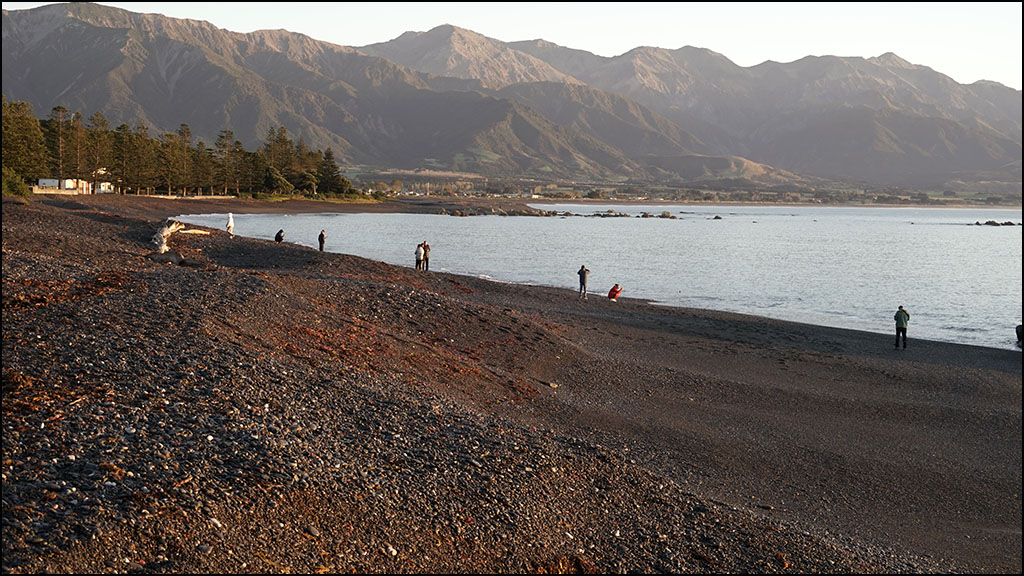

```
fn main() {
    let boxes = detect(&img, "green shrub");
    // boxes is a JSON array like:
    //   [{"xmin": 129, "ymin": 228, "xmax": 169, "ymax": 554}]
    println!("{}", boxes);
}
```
[{"xmin": 2, "ymin": 166, "xmax": 31, "ymax": 197}]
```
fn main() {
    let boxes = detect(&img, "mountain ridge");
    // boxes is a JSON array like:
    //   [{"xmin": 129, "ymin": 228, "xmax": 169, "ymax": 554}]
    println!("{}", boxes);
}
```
[{"xmin": 2, "ymin": 3, "xmax": 1020, "ymax": 194}]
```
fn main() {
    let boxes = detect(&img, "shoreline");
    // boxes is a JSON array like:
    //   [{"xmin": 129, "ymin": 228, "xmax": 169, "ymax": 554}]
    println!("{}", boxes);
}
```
[
  {"xmin": 528, "ymin": 196, "xmax": 1024, "ymax": 211},
  {"xmin": 32, "ymin": 191, "xmax": 1024, "ymax": 217},
  {"xmin": 4, "ymin": 194, "xmax": 1021, "ymax": 573},
  {"xmin": 158, "ymin": 194, "xmax": 1020, "ymax": 352}
]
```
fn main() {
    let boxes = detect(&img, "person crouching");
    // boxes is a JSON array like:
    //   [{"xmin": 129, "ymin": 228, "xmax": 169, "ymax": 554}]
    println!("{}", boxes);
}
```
[{"xmin": 608, "ymin": 283, "xmax": 623, "ymax": 302}]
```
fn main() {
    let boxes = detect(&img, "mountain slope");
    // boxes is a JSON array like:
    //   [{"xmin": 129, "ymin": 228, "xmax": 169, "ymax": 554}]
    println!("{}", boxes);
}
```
[
  {"xmin": 359, "ymin": 24, "xmax": 582, "ymax": 89},
  {"xmin": 499, "ymin": 36, "xmax": 1023, "ymax": 189},
  {"xmin": 3, "ymin": 3, "xmax": 1020, "ymax": 192},
  {"xmin": 494, "ymin": 82, "xmax": 707, "ymax": 158},
  {"xmin": 1, "ymin": 4, "xmax": 646, "ymax": 180}
]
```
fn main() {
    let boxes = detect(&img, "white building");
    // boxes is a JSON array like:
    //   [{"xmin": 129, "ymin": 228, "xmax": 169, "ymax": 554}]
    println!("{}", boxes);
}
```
[{"xmin": 34, "ymin": 178, "xmax": 113, "ymax": 194}]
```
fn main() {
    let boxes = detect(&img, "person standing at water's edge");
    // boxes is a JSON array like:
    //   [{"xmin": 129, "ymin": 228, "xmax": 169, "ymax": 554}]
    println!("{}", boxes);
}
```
[
  {"xmin": 226, "ymin": 213, "xmax": 234, "ymax": 237},
  {"xmin": 894, "ymin": 305, "xmax": 910, "ymax": 349},
  {"xmin": 318, "ymin": 229, "xmax": 326, "ymax": 252},
  {"xmin": 578, "ymin": 265, "xmax": 590, "ymax": 300},
  {"xmin": 275, "ymin": 229, "xmax": 285, "ymax": 243},
  {"xmin": 422, "ymin": 241, "xmax": 431, "ymax": 271},
  {"xmin": 415, "ymin": 242, "xmax": 425, "ymax": 270}
]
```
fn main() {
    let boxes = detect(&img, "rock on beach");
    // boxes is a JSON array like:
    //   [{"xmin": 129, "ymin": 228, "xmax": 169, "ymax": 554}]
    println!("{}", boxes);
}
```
[{"xmin": 2, "ymin": 194, "xmax": 1020, "ymax": 574}]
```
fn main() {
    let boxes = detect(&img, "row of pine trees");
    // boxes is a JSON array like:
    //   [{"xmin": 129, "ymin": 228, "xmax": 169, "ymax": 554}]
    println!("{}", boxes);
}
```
[{"xmin": 2, "ymin": 96, "xmax": 361, "ymax": 198}]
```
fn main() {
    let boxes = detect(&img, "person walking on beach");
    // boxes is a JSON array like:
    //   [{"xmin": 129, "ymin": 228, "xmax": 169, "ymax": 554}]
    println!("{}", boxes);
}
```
[
  {"xmin": 578, "ymin": 265, "xmax": 590, "ymax": 300},
  {"xmin": 318, "ymin": 229, "xmax": 326, "ymax": 251},
  {"xmin": 226, "ymin": 213, "xmax": 234, "ymax": 237},
  {"xmin": 894, "ymin": 305, "xmax": 910, "ymax": 349},
  {"xmin": 422, "ymin": 241, "xmax": 431, "ymax": 271},
  {"xmin": 275, "ymin": 229, "xmax": 285, "ymax": 243},
  {"xmin": 415, "ymin": 242, "xmax": 425, "ymax": 270}
]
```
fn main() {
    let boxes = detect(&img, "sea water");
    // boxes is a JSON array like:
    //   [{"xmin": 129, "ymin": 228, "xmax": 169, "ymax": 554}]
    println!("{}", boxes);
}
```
[{"xmin": 178, "ymin": 204, "xmax": 1023, "ymax": 350}]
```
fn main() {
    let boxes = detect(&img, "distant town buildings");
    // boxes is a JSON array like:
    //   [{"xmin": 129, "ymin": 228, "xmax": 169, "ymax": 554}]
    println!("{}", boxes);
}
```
[{"xmin": 35, "ymin": 178, "xmax": 114, "ymax": 194}]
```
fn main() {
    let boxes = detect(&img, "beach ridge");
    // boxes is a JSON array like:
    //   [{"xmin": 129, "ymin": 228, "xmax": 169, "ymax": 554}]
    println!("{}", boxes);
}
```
[{"xmin": 3, "ymin": 194, "xmax": 1020, "ymax": 573}]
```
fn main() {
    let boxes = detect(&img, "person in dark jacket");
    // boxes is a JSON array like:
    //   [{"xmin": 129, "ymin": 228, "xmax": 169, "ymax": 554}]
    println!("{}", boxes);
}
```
[
  {"xmin": 578, "ymin": 265, "xmax": 590, "ymax": 300},
  {"xmin": 275, "ymin": 229, "xmax": 285, "ymax": 243},
  {"xmin": 894, "ymin": 305, "xmax": 910, "ymax": 349},
  {"xmin": 318, "ymin": 229, "xmax": 326, "ymax": 251}
]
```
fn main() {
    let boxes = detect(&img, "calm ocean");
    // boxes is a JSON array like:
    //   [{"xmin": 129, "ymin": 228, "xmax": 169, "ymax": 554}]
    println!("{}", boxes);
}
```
[{"xmin": 178, "ymin": 204, "xmax": 1023, "ymax": 350}]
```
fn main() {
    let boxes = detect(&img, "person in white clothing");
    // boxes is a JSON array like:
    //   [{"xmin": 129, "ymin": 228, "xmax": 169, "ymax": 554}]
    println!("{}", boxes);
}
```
[{"xmin": 415, "ymin": 242, "xmax": 425, "ymax": 270}]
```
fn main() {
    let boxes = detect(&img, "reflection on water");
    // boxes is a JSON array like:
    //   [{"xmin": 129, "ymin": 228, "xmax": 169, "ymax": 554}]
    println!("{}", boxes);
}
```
[{"xmin": 179, "ymin": 205, "xmax": 1023, "ymax": 350}]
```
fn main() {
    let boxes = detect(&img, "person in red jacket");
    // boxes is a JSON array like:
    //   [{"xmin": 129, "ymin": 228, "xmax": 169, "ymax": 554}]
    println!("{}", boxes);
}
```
[{"xmin": 608, "ymin": 283, "xmax": 623, "ymax": 302}]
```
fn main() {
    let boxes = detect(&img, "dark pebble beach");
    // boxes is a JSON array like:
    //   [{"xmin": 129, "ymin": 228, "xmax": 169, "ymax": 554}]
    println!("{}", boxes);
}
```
[{"xmin": 3, "ymin": 194, "xmax": 1020, "ymax": 574}]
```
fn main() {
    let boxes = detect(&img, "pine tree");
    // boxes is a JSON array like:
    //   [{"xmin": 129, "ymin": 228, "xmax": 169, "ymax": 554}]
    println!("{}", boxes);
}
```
[
  {"xmin": 132, "ymin": 123, "xmax": 158, "ymax": 194},
  {"xmin": 316, "ymin": 147, "xmax": 353, "ymax": 195},
  {"xmin": 84, "ymin": 112, "xmax": 111, "ymax": 193},
  {"xmin": 2, "ymin": 96, "xmax": 49, "ymax": 181},
  {"xmin": 112, "ymin": 123, "xmax": 133, "ymax": 193},
  {"xmin": 44, "ymin": 105, "xmax": 69, "ymax": 182}
]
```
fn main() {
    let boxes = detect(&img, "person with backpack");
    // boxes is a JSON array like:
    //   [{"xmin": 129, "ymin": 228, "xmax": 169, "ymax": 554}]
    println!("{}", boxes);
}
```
[{"xmin": 894, "ymin": 305, "xmax": 910, "ymax": 349}]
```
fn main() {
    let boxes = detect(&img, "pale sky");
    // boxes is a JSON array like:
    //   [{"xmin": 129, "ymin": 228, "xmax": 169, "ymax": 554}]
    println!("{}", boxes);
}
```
[{"xmin": 3, "ymin": 2, "xmax": 1022, "ymax": 90}]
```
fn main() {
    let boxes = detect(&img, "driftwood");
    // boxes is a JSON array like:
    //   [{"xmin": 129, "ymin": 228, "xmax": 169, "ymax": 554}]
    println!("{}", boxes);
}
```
[
  {"xmin": 148, "ymin": 220, "xmax": 207, "ymax": 267},
  {"xmin": 152, "ymin": 220, "xmax": 185, "ymax": 253}
]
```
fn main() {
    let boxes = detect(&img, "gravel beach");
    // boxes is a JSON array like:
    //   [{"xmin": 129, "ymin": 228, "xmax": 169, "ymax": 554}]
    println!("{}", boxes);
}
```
[{"xmin": 3, "ymin": 194, "xmax": 1021, "ymax": 574}]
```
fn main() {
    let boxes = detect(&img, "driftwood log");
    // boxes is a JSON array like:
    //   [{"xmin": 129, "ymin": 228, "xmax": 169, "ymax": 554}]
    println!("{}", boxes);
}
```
[{"xmin": 151, "ymin": 220, "xmax": 185, "ymax": 253}]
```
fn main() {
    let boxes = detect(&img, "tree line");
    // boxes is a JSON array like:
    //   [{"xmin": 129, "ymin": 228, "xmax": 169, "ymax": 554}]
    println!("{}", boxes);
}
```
[{"xmin": 2, "ymin": 96, "xmax": 363, "ymax": 198}]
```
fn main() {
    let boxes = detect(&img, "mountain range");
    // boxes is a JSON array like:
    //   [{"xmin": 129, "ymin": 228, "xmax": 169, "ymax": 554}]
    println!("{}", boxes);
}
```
[{"xmin": 2, "ymin": 2, "xmax": 1021, "ymax": 195}]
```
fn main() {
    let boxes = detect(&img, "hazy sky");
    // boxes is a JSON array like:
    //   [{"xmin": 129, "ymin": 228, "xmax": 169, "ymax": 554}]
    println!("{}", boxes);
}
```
[{"xmin": 3, "ymin": 2, "xmax": 1021, "ymax": 90}]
